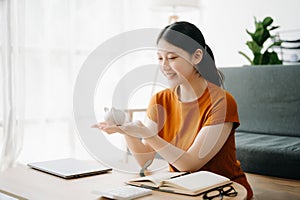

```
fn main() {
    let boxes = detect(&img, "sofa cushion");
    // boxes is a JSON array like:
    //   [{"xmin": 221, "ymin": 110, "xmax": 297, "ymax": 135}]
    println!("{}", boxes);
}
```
[
  {"xmin": 235, "ymin": 131, "xmax": 300, "ymax": 179},
  {"xmin": 220, "ymin": 65, "xmax": 300, "ymax": 137}
]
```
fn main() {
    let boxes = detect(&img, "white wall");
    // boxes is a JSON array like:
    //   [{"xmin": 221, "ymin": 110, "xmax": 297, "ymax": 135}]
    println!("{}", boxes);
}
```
[{"xmin": 124, "ymin": 0, "xmax": 300, "ymax": 67}]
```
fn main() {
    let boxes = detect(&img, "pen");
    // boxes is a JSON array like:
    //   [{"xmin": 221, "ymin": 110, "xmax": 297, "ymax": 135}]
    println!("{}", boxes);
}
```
[{"xmin": 170, "ymin": 172, "xmax": 190, "ymax": 179}]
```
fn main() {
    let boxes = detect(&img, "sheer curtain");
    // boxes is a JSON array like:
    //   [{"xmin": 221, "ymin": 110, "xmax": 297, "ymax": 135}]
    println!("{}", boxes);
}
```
[
  {"xmin": 0, "ymin": 0, "xmax": 25, "ymax": 171},
  {"xmin": 0, "ymin": 0, "xmax": 150, "ymax": 169}
]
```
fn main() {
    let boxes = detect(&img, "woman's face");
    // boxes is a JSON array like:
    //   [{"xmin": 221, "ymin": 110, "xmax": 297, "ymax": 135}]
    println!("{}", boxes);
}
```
[{"xmin": 157, "ymin": 39, "xmax": 198, "ymax": 87}]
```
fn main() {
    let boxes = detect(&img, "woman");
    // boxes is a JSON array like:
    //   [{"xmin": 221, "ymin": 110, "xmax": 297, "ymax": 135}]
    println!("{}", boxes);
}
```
[{"xmin": 95, "ymin": 21, "xmax": 253, "ymax": 199}]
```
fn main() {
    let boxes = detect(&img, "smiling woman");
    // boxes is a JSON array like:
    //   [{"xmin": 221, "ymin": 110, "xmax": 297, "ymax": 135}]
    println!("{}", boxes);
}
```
[{"xmin": 95, "ymin": 21, "xmax": 253, "ymax": 200}]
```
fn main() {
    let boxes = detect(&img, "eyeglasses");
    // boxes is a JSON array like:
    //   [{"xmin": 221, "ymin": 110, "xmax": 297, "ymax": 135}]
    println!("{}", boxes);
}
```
[{"xmin": 203, "ymin": 185, "xmax": 238, "ymax": 200}]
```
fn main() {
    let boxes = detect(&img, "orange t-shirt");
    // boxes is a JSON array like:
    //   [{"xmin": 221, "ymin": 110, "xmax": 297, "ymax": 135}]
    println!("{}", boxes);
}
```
[{"xmin": 147, "ymin": 82, "xmax": 253, "ymax": 199}]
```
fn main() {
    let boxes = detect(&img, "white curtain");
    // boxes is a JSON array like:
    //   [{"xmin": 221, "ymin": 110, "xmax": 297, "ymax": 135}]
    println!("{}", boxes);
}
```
[
  {"xmin": 0, "ymin": 0, "xmax": 26, "ymax": 171},
  {"xmin": 0, "ymin": 0, "xmax": 136, "ymax": 169}
]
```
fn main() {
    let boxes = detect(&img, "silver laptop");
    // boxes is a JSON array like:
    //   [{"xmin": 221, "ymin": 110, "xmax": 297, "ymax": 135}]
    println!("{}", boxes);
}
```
[{"xmin": 27, "ymin": 158, "xmax": 112, "ymax": 179}]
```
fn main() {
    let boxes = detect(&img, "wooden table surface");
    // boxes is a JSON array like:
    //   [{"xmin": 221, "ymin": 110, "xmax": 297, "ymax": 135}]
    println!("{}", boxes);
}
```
[{"xmin": 0, "ymin": 163, "xmax": 247, "ymax": 200}]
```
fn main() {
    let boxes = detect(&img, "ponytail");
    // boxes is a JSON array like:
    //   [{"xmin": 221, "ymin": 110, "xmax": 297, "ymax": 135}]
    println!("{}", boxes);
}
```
[
  {"xmin": 205, "ymin": 45, "xmax": 215, "ymax": 62},
  {"xmin": 205, "ymin": 45, "xmax": 224, "ymax": 87},
  {"xmin": 195, "ymin": 44, "xmax": 224, "ymax": 87}
]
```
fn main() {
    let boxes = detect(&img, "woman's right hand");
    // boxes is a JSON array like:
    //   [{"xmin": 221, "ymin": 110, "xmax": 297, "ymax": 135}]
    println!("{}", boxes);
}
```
[
  {"xmin": 91, "ymin": 122, "xmax": 122, "ymax": 134},
  {"xmin": 91, "ymin": 120, "xmax": 157, "ymax": 138}
]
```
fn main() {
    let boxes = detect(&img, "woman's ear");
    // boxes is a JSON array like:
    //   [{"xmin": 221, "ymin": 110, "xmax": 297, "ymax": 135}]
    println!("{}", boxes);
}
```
[{"xmin": 192, "ymin": 49, "xmax": 203, "ymax": 65}]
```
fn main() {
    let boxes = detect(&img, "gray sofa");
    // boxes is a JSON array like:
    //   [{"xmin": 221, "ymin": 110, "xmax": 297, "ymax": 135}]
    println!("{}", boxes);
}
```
[{"xmin": 220, "ymin": 65, "xmax": 300, "ymax": 180}]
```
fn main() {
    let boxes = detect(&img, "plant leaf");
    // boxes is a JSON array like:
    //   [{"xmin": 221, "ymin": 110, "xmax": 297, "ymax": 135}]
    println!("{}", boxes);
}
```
[
  {"xmin": 265, "ymin": 41, "xmax": 282, "ymax": 51},
  {"xmin": 262, "ymin": 51, "xmax": 282, "ymax": 65},
  {"xmin": 254, "ymin": 16, "xmax": 258, "ymax": 29},
  {"xmin": 246, "ymin": 41, "xmax": 262, "ymax": 54},
  {"xmin": 252, "ymin": 24, "xmax": 264, "ymax": 44},
  {"xmin": 246, "ymin": 29, "xmax": 254, "ymax": 37},
  {"xmin": 259, "ymin": 28, "xmax": 271, "ymax": 46},
  {"xmin": 252, "ymin": 23, "xmax": 271, "ymax": 46},
  {"xmin": 269, "ymin": 26, "xmax": 280, "ymax": 31},
  {"xmin": 261, "ymin": 52, "xmax": 270, "ymax": 64},
  {"xmin": 268, "ymin": 51, "xmax": 282, "ymax": 64},
  {"xmin": 262, "ymin": 17, "xmax": 273, "ymax": 27},
  {"xmin": 238, "ymin": 51, "xmax": 253, "ymax": 64}
]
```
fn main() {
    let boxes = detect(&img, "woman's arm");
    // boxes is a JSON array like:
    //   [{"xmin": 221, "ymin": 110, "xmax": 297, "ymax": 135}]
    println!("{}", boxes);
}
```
[
  {"xmin": 100, "ymin": 121, "xmax": 233, "ymax": 172},
  {"xmin": 94, "ymin": 121, "xmax": 157, "ymax": 167},
  {"xmin": 124, "ymin": 135, "xmax": 156, "ymax": 167},
  {"xmin": 145, "ymin": 122, "xmax": 233, "ymax": 172}
]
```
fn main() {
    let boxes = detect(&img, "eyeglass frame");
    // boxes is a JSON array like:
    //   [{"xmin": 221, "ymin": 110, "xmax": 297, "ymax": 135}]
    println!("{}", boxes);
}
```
[{"xmin": 202, "ymin": 185, "xmax": 238, "ymax": 200}]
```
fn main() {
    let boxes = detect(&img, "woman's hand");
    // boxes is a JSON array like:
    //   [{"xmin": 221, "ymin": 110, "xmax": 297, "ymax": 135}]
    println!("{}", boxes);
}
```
[
  {"xmin": 120, "ymin": 120, "xmax": 157, "ymax": 138},
  {"xmin": 92, "ymin": 120, "xmax": 157, "ymax": 138},
  {"xmin": 91, "ymin": 122, "xmax": 122, "ymax": 134}
]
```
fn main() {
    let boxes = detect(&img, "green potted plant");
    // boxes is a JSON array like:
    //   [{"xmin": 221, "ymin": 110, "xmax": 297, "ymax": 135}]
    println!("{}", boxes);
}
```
[{"xmin": 239, "ymin": 16, "xmax": 282, "ymax": 65}]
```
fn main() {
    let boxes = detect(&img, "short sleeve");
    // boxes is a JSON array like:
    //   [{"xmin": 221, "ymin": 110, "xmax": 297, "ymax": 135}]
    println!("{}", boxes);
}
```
[
  {"xmin": 203, "ymin": 91, "xmax": 240, "ymax": 129},
  {"xmin": 225, "ymin": 92, "xmax": 240, "ymax": 129}
]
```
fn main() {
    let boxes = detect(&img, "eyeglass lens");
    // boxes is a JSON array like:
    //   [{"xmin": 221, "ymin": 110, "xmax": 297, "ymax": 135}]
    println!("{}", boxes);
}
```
[{"xmin": 203, "ymin": 185, "xmax": 238, "ymax": 200}]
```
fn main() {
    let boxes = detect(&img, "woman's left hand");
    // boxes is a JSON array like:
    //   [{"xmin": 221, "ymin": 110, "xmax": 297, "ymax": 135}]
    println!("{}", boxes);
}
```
[{"xmin": 120, "ymin": 120, "xmax": 157, "ymax": 138}]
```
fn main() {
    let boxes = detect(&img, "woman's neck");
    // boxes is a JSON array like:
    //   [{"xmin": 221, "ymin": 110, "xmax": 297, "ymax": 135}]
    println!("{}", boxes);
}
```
[{"xmin": 178, "ymin": 76, "xmax": 207, "ymax": 102}]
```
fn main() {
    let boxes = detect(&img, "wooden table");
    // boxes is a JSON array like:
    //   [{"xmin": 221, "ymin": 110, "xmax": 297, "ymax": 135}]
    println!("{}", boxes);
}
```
[{"xmin": 0, "ymin": 164, "xmax": 247, "ymax": 200}]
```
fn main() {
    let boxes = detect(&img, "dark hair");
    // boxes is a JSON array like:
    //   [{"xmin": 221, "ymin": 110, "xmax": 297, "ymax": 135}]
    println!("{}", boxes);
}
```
[{"xmin": 157, "ymin": 21, "xmax": 224, "ymax": 87}]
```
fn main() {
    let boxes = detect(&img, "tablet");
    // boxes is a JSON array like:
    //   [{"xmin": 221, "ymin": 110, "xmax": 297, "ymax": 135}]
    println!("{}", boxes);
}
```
[{"xmin": 27, "ymin": 158, "xmax": 112, "ymax": 179}]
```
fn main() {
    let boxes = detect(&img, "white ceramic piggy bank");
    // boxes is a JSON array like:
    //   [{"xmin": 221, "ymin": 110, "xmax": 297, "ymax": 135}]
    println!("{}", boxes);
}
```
[{"xmin": 104, "ymin": 107, "xmax": 126, "ymax": 125}]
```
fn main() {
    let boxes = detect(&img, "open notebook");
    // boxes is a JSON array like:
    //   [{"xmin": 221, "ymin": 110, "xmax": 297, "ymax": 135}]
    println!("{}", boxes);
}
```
[
  {"xmin": 126, "ymin": 171, "xmax": 232, "ymax": 196},
  {"xmin": 27, "ymin": 158, "xmax": 112, "ymax": 179}
]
